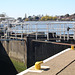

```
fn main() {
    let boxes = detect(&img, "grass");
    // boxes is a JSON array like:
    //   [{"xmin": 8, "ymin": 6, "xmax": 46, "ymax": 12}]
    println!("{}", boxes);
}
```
[{"xmin": 10, "ymin": 58, "xmax": 27, "ymax": 73}]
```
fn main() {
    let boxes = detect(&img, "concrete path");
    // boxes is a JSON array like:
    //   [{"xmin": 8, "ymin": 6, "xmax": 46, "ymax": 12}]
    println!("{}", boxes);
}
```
[{"xmin": 22, "ymin": 49, "xmax": 75, "ymax": 75}]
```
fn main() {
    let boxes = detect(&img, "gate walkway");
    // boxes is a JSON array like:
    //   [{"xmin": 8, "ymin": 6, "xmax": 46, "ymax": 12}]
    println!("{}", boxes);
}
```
[
  {"xmin": 17, "ymin": 48, "xmax": 75, "ymax": 75},
  {"xmin": 0, "ymin": 21, "xmax": 75, "ymax": 40}
]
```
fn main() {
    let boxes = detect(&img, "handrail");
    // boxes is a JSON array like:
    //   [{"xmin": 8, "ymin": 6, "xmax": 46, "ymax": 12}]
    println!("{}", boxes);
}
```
[{"xmin": 0, "ymin": 22, "xmax": 75, "ymax": 40}]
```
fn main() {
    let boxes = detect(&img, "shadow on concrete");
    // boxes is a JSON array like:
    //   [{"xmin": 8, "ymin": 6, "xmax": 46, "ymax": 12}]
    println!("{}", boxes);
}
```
[
  {"xmin": 0, "ymin": 41, "xmax": 18, "ymax": 75},
  {"xmin": 41, "ymin": 68, "xmax": 50, "ymax": 71}
]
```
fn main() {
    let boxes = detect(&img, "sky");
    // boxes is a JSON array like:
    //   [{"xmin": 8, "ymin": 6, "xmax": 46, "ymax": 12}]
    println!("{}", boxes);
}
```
[{"xmin": 0, "ymin": 0, "xmax": 75, "ymax": 19}]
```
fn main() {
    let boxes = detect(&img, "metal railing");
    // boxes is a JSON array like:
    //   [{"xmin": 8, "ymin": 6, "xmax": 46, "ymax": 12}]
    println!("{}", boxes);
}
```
[{"xmin": 0, "ymin": 21, "xmax": 75, "ymax": 40}]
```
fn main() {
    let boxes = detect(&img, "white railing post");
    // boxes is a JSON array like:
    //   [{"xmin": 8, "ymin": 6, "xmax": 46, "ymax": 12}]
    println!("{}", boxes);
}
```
[
  {"xmin": 60, "ymin": 24, "xmax": 61, "ymax": 39},
  {"xmin": 64, "ymin": 24, "xmax": 65, "ymax": 40},
  {"xmin": 36, "ymin": 23, "xmax": 38, "ymax": 40},
  {"xmin": 47, "ymin": 23, "xmax": 49, "ymax": 40},
  {"xmin": 67, "ymin": 31, "xmax": 69, "ymax": 40},
  {"xmin": 73, "ymin": 23, "xmax": 75, "ymax": 40},
  {"xmin": 15, "ymin": 24, "xmax": 17, "ymax": 39},
  {"xmin": 21, "ymin": 23, "xmax": 23, "ymax": 39}
]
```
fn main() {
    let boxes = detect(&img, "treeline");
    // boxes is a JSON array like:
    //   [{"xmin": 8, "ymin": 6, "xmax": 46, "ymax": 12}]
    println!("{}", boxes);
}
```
[
  {"xmin": 0, "ymin": 13, "xmax": 75, "ymax": 21},
  {"xmin": 24, "ymin": 15, "xmax": 57, "ymax": 21},
  {"xmin": 24, "ymin": 14, "xmax": 75, "ymax": 21},
  {"xmin": 40, "ymin": 16, "xmax": 57, "ymax": 21},
  {"xmin": 17, "ymin": 15, "xmax": 58, "ymax": 21},
  {"xmin": 18, "ymin": 13, "xmax": 75, "ymax": 21}
]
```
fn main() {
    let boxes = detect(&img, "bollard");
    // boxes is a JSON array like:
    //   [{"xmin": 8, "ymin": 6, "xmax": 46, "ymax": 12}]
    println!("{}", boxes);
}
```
[
  {"xmin": 35, "ymin": 61, "xmax": 43, "ymax": 70},
  {"xmin": 71, "ymin": 45, "xmax": 74, "ymax": 50}
]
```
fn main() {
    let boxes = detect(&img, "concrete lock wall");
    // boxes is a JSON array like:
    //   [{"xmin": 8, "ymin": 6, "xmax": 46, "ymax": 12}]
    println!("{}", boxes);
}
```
[
  {"xmin": 1, "ymin": 40, "xmax": 27, "ymax": 64},
  {"xmin": 27, "ymin": 39, "xmax": 70, "ymax": 68},
  {"xmin": 0, "ymin": 36, "xmax": 71, "ymax": 68},
  {"xmin": 33, "ymin": 41, "xmax": 70, "ymax": 61}
]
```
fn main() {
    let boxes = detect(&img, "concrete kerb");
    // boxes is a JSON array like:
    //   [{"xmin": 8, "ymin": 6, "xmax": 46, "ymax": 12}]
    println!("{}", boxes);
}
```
[{"xmin": 17, "ymin": 48, "xmax": 70, "ymax": 75}]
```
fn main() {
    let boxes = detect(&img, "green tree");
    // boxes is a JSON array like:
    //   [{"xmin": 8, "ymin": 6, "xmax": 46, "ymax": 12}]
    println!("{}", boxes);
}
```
[
  {"xmin": 28, "ymin": 16, "xmax": 33, "ymax": 21},
  {"xmin": 45, "ymin": 16, "xmax": 50, "ymax": 20},
  {"xmin": 53, "ymin": 16, "xmax": 57, "ymax": 20},
  {"xmin": 25, "ymin": 18, "xmax": 29, "ymax": 21},
  {"xmin": 0, "ymin": 14, "xmax": 5, "ymax": 17},
  {"xmin": 34, "ymin": 16, "xmax": 39, "ymax": 21},
  {"xmin": 41, "ymin": 16, "xmax": 56, "ymax": 21},
  {"xmin": 0, "ymin": 14, "xmax": 5, "ymax": 21},
  {"xmin": 40, "ymin": 16, "xmax": 45, "ymax": 21},
  {"xmin": 65, "ymin": 14, "xmax": 69, "ymax": 17},
  {"xmin": 17, "ymin": 17, "xmax": 22, "ymax": 22}
]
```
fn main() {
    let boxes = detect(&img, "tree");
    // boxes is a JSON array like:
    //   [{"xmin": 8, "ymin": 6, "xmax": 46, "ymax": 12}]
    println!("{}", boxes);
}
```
[
  {"xmin": 40, "ymin": 16, "xmax": 45, "ymax": 21},
  {"xmin": 23, "ymin": 17, "xmax": 26, "ymax": 20},
  {"xmin": 0, "ymin": 14, "xmax": 5, "ymax": 21},
  {"xmin": 28, "ymin": 16, "xmax": 33, "ymax": 21},
  {"xmin": 34, "ymin": 16, "xmax": 39, "ymax": 21},
  {"xmin": 17, "ymin": 17, "xmax": 22, "ymax": 22},
  {"xmin": 0, "ymin": 14, "xmax": 5, "ymax": 17},
  {"xmin": 65, "ymin": 14, "xmax": 69, "ymax": 17},
  {"xmin": 25, "ymin": 18, "xmax": 29, "ymax": 21},
  {"xmin": 53, "ymin": 16, "xmax": 57, "ymax": 20},
  {"xmin": 41, "ymin": 16, "xmax": 53, "ymax": 21},
  {"xmin": 60, "ymin": 15, "xmax": 64, "ymax": 18},
  {"xmin": 28, "ymin": 16, "xmax": 32, "ymax": 18}
]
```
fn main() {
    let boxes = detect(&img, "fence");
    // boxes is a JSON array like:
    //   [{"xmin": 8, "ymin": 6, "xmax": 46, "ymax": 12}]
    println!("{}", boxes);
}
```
[{"xmin": 0, "ymin": 21, "xmax": 75, "ymax": 40}]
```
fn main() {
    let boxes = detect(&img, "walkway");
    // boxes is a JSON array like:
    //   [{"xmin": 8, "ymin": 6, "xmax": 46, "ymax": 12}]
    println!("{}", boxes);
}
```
[{"xmin": 17, "ymin": 48, "xmax": 75, "ymax": 75}]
